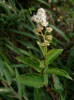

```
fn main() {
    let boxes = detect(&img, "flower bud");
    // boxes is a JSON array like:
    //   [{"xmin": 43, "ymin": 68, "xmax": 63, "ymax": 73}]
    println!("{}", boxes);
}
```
[
  {"xmin": 46, "ymin": 27, "xmax": 53, "ymax": 33},
  {"xmin": 47, "ymin": 35, "xmax": 53, "ymax": 41}
]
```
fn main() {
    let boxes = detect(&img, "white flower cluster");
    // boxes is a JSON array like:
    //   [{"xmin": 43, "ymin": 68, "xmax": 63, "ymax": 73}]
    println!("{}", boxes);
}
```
[{"xmin": 31, "ymin": 8, "xmax": 48, "ymax": 27}]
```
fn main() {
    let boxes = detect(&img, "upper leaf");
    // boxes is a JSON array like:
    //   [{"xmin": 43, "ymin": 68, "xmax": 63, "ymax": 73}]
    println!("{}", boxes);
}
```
[
  {"xmin": 14, "ymin": 73, "xmax": 44, "ymax": 88},
  {"xmin": 46, "ymin": 49, "xmax": 63, "ymax": 65},
  {"xmin": 44, "ymin": 68, "xmax": 72, "ymax": 80},
  {"xmin": 16, "ymin": 56, "xmax": 42, "ymax": 72}
]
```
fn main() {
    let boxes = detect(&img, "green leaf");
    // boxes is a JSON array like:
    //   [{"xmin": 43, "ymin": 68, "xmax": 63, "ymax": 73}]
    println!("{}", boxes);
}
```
[
  {"xmin": 46, "ymin": 49, "xmax": 63, "ymax": 65},
  {"xmin": 67, "ymin": 46, "xmax": 74, "ymax": 68},
  {"xmin": 14, "ymin": 73, "xmax": 44, "ymax": 88},
  {"xmin": 6, "ymin": 41, "xmax": 23, "ymax": 55},
  {"xmin": 19, "ymin": 49, "xmax": 40, "ymax": 62},
  {"xmin": 12, "ymin": 64, "xmax": 28, "ymax": 68},
  {"xmin": 0, "ymin": 59, "xmax": 12, "ymax": 84},
  {"xmin": 0, "ymin": 50, "xmax": 10, "ymax": 64},
  {"xmin": 50, "ymin": 25, "xmax": 70, "ymax": 43},
  {"xmin": 3, "ymin": 68, "xmax": 12, "ymax": 85},
  {"xmin": 18, "ymin": 40, "xmax": 39, "ymax": 52},
  {"xmin": 15, "ymin": 68, "xmax": 24, "ymax": 98},
  {"xmin": 26, "ymin": 15, "xmax": 35, "ymax": 28},
  {"xmin": 4, "ymin": 62, "xmax": 14, "ymax": 77},
  {"xmin": 53, "ymin": 75, "xmax": 63, "ymax": 90},
  {"xmin": 16, "ymin": 56, "xmax": 41, "ymax": 72},
  {"xmin": 44, "ymin": 68, "xmax": 72, "ymax": 80},
  {"xmin": 6, "ymin": 28, "xmax": 36, "ymax": 39},
  {"xmin": 0, "ymin": 2, "xmax": 11, "ymax": 15},
  {"xmin": 37, "ymin": 0, "xmax": 49, "ymax": 7},
  {"xmin": 0, "ymin": 59, "xmax": 4, "ymax": 76}
]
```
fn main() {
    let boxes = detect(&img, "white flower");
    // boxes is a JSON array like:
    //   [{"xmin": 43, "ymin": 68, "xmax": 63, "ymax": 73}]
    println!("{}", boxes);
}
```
[
  {"xmin": 37, "ymin": 8, "xmax": 46, "ymax": 19},
  {"xmin": 31, "ymin": 8, "xmax": 48, "ymax": 27}
]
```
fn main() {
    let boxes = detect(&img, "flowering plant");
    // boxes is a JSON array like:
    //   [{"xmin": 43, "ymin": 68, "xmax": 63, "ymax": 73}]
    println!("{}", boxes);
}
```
[{"xmin": 15, "ymin": 8, "xmax": 72, "ymax": 90}]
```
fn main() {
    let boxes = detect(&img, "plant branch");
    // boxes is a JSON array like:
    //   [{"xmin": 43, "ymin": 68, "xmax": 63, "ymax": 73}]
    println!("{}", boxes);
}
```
[{"xmin": 46, "ymin": 86, "xmax": 56, "ymax": 100}]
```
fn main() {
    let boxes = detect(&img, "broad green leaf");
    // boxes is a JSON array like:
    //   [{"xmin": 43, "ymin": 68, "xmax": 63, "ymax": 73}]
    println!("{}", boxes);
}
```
[
  {"xmin": 44, "ymin": 68, "xmax": 72, "ymax": 80},
  {"xmin": 14, "ymin": 73, "xmax": 44, "ymax": 88},
  {"xmin": 46, "ymin": 49, "xmax": 63, "ymax": 65},
  {"xmin": 16, "ymin": 56, "xmax": 41, "ymax": 72}
]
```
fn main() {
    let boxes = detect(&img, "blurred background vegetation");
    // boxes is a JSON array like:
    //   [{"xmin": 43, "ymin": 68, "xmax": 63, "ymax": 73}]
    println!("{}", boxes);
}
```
[{"xmin": 0, "ymin": 0, "xmax": 74, "ymax": 100}]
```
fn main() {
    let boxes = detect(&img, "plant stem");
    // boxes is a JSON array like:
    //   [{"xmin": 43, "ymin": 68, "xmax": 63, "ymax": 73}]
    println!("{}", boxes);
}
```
[
  {"xmin": 23, "ymin": 93, "xmax": 29, "ymax": 100},
  {"xmin": 46, "ymin": 86, "xmax": 56, "ymax": 100},
  {"xmin": 44, "ymin": 31, "xmax": 47, "ymax": 66},
  {"xmin": 44, "ymin": 45, "xmax": 47, "ymax": 66}
]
